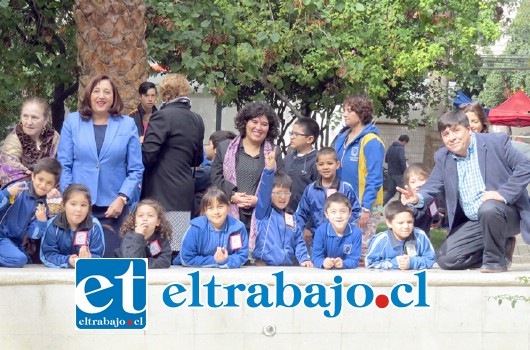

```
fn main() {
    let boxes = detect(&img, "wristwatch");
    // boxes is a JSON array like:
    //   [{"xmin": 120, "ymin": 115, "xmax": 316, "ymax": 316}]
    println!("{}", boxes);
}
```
[
  {"xmin": 361, "ymin": 207, "xmax": 371, "ymax": 213},
  {"xmin": 118, "ymin": 193, "xmax": 128, "ymax": 205}
]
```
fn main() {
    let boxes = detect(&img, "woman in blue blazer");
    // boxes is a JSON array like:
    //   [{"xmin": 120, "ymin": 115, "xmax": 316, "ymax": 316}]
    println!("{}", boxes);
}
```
[{"xmin": 57, "ymin": 75, "xmax": 144, "ymax": 256}]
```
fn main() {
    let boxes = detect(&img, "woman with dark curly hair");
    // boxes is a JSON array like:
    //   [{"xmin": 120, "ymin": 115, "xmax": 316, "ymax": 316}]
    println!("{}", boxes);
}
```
[
  {"xmin": 210, "ymin": 101, "xmax": 283, "ymax": 252},
  {"xmin": 115, "ymin": 199, "xmax": 173, "ymax": 268},
  {"xmin": 334, "ymin": 95, "xmax": 385, "ymax": 264}
]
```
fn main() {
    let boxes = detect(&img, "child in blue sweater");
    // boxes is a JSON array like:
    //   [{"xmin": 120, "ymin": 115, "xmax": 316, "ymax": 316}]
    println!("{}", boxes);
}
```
[
  {"xmin": 365, "ymin": 201, "xmax": 435, "ymax": 270},
  {"xmin": 252, "ymin": 147, "xmax": 312, "ymax": 267},
  {"xmin": 296, "ymin": 147, "xmax": 361, "ymax": 252},
  {"xmin": 41, "ymin": 184, "xmax": 105, "ymax": 268},
  {"xmin": 312, "ymin": 192, "xmax": 362, "ymax": 269},
  {"xmin": 0, "ymin": 157, "xmax": 62, "ymax": 267},
  {"xmin": 176, "ymin": 187, "xmax": 248, "ymax": 268}
]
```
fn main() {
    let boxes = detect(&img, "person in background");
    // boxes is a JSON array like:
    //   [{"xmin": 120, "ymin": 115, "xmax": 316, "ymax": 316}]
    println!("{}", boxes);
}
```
[
  {"xmin": 193, "ymin": 130, "xmax": 236, "ymax": 217},
  {"xmin": 142, "ymin": 73, "xmax": 205, "ymax": 255},
  {"xmin": 210, "ymin": 102, "xmax": 282, "ymax": 253},
  {"xmin": 58, "ymin": 74, "xmax": 144, "ymax": 255},
  {"xmin": 0, "ymin": 97, "xmax": 60, "ymax": 196},
  {"xmin": 129, "ymin": 81, "xmax": 158, "ymax": 144},
  {"xmin": 284, "ymin": 117, "xmax": 320, "ymax": 212},
  {"xmin": 461, "ymin": 102, "xmax": 489, "ymax": 134},
  {"xmin": 403, "ymin": 163, "xmax": 442, "ymax": 237},
  {"xmin": 40, "ymin": 184, "xmax": 104, "ymax": 268},
  {"xmin": 334, "ymin": 95, "xmax": 385, "ymax": 263},
  {"xmin": 383, "ymin": 134, "xmax": 409, "ymax": 205}
]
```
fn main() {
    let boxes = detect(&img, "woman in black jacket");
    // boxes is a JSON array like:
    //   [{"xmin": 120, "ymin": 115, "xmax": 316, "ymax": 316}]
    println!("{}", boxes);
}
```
[{"xmin": 141, "ymin": 74, "xmax": 205, "ymax": 254}]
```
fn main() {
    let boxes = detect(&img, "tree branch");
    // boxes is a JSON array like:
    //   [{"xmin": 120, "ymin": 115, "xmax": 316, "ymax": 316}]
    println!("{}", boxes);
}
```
[{"xmin": 261, "ymin": 72, "xmax": 304, "ymax": 119}]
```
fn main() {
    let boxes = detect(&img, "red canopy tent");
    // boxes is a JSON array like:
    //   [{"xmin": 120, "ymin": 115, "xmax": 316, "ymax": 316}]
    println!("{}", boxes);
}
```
[{"xmin": 488, "ymin": 90, "xmax": 530, "ymax": 127}]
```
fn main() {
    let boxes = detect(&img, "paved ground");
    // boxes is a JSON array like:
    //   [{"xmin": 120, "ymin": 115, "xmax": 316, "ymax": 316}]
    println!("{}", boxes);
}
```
[{"xmin": 513, "ymin": 234, "xmax": 530, "ymax": 266}]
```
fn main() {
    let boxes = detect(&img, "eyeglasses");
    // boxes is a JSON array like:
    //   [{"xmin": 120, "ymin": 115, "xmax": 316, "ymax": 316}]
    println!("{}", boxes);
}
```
[
  {"xmin": 289, "ymin": 131, "xmax": 309, "ymax": 138},
  {"xmin": 272, "ymin": 191, "xmax": 292, "ymax": 196}
]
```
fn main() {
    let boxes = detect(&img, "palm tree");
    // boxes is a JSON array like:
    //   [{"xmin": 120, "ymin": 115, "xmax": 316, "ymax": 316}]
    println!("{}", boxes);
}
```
[{"xmin": 74, "ymin": 0, "xmax": 148, "ymax": 112}]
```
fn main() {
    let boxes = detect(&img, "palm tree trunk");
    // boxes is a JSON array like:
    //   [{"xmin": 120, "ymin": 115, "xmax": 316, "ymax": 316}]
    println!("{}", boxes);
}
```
[{"xmin": 74, "ymin": 0, "xmax": 148, "ymax": 113}]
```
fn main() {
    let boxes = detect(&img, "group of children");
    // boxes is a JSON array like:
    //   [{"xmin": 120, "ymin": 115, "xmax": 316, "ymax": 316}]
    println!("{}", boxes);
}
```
[{"xmin": 0, "ymin": 117, "xmax": 440, "ymax": 270}]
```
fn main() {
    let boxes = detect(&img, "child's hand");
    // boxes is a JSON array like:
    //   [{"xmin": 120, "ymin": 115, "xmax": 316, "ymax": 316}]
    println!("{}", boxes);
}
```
[
  {"xmin": 69, "ymin": 254, "xmax": 79, "ymax": 268},
  {"xmin": 136, "ymin": 222, "xmax": 148, "ymax": 235},
  {"xmin": 7, "ymin": 182, "xmax": 28, "ymax": 197},
  {"xmin": 264, "ymin": 146, "xmax": 277, "ymax": 170},
  {"xmin": 35, "ymin": 203, "xmax": 47, "ymax": 222},
  {"xmin": 323, "ymin": 257, "xmax": 335, "ymax": 270},
  {"xmin": 396, "ymin": 255, "xmax": 410, "ymax": 270},
  {"xmin": 300, "ymin": 260, "xmax": 314, "ymax": 268},
  {"xmin": 214, "ymin": 247, "xmax": 228, "ymax": 263},
  {"xmin": 396, "ymin": 185, "xmax": 419, "ymax": 206},
  {"xmin": 333, "ymin": 257, "xmax": 344, "ymax": 269},
  {"xmin": 46, "ymin": 188, "xmax": 61, "ymax": 199},
  {"xmin": 78, "ymin": 245, "xmax": 92, "ymax": 259}
]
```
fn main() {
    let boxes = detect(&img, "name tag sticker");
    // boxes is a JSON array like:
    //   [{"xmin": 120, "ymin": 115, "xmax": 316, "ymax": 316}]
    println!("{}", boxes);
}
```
[
  {"xmin": 429, "ymin": 201, "xmax": 438, "ymax": 217},
  {"xmin": 149, "ymin": 240, "xmax": 162, "ymax": 257},
  {"xmin": 230, "ymin": 234, "xmax": 242, "ymax": 251},
  {"xmin": 285, "ymin": 213, "xmax": 294, "ymax": 228},
  {"xmin": 74, "ymin": 231, "xmax": 88, "ymax": 246}
]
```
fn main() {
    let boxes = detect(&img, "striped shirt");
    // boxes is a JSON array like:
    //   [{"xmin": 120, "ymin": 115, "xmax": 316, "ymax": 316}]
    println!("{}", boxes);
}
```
[{"xmin": 452, "ymin": 133, "xmax": 485, "ymax": 220}]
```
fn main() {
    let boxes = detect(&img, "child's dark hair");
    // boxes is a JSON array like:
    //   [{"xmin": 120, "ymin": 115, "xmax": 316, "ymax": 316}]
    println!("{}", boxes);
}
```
[
  {"xmin": 404, "ymin": 163, "xmax": 430, "ymax": 185},
  {"xmin": 138, "ymin": 81, "xmax": 157, "ymax": 95},
  {"xmin": 295, "ymin": 117, "xmax": 320, "ymax": 144},
  {"xmin": 199, "ymin": 187, "xmax": 230, "ymax": 215},
  {"xmin": 209, "ymin": 130, "xmax": 236, "ymax": 148},
  {"xmin": 33, "ymin": 157, "xmax": 62, "ymax": 183},
  {"xmin": 317, "ymin": 147, "xmax": 338, "ymax": 162},
  {"xmin": 273, "ymin": 171, "xmax": 292, "ymax": 190},
  {"xmin": 385, "ymin": 200, "xmax": 414, "ymax": 221},
  {"xmin": 120, "ymin": 199, "xmax": 172, "ymax": 240},
  {"xmin": 62, "ymin": 184, "xmax": 91, "ymax": 212},
  {"xmin": 324, "ymin": 192, "xmax": 352, "ymax": 211}
]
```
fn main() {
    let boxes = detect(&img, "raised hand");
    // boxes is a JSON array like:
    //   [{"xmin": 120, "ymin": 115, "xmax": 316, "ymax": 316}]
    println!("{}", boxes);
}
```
[
  {"xmin": 396, "ymin": 185, "xmax": 419, "ymax": 205},
  {"xmin": 264, "ymin": 146, "xmax": 277, "ymax": 170}
]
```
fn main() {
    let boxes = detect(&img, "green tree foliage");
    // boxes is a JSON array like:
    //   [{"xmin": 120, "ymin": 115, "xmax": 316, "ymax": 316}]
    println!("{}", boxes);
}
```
[
  {"xmin": 146, "ymin": 0, "xmax": 502, "ymax": 149},
  {"xmin": 0, "ymin": 0, "xmax": 78, "ymax": 139},
  {"xmin": 478, "ymin": 0, "xmax": 530, "ymax": 108}
]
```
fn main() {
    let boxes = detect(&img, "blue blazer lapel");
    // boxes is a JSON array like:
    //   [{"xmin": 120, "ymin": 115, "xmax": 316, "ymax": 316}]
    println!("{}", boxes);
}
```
[
  {"xmin": 81, "ymin": 118, "xmax": 98, "ymax": 160},
  {"xmin": 99, "ymin": 116, "xmax": 120, "ymax": 159}
]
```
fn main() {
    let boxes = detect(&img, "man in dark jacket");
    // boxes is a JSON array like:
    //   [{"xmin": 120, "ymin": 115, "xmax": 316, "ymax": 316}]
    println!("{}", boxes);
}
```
[{"xmin": 383, "ymin": 135, "xmax": 409, "ymax": 205}]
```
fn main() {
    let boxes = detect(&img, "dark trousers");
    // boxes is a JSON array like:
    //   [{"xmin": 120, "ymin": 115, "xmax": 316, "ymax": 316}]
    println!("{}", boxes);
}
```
[
  {"xmin": 383, "ymin": 174, "xmax": 404, "ymax": 205},
  {"xmin": 436, "ymin": 200, "xmax": 520, "ymax": 269}
]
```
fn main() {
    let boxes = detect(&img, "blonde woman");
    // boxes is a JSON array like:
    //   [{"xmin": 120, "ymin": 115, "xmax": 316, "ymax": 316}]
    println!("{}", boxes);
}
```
[{"xmin": 142, "ymin": 74, "xmax": 205, "ymax": 254}]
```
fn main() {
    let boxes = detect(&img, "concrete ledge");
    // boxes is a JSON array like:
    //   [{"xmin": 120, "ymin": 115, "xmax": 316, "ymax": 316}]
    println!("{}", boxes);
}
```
[
  {"xmin": 1, "ymin": 265, "xmax": 530, "ymax": 286},
  {"xmin": 2, "ymin": 266, "xmax": 530, "ymax": 350}
]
